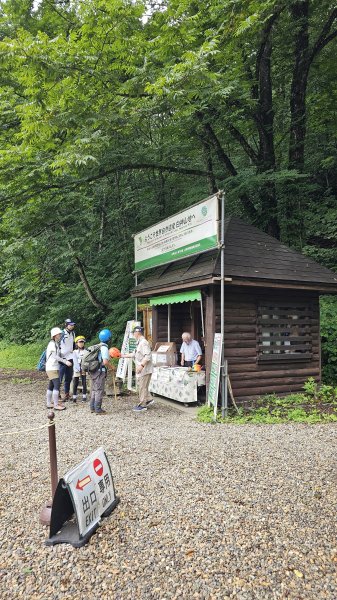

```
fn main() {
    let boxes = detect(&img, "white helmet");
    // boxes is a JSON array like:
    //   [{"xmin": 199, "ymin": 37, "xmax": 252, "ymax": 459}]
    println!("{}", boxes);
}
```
[{"xmin": 50, "ymin": 327, "xmax": 63, "ymax": 338}]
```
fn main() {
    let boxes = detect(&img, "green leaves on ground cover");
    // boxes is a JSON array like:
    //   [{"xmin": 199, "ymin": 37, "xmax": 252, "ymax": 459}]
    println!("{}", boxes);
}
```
[{"xmin": 197, "ymin": 378, "xmax": 337, "ymax": 424}]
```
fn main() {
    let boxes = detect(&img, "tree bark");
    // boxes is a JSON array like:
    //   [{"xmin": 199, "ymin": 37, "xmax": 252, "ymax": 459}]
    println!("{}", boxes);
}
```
[
  {"xmin": 98, "ymin": 191, "xmax": 106, "ymax": 253},
  {"xmin": 73, "ymin": 255, "xmax": 108, "ymax": 312},
  {"xmin": 60, "ymin": 225, "xmax": 107, "ymax": 312},
  {"xmin": 254, "ymin": 11, "xmax": 280, "ymax": 238},
  {"xmin": 288, "ymin": 4, "xmax": 337, "ymax": 171},
  {"xmin": 288, "ymin": 0, "xmax": 310, "ymax": 171},
  {"xmin": 200, "ymin": 135, "xmax": 218, "ymax": 193}
]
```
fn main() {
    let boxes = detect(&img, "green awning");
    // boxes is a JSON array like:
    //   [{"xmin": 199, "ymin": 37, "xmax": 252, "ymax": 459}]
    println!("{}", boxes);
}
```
[{"xmin": 150, "ymin": 290, "xmax": 201, "ymax": 306}]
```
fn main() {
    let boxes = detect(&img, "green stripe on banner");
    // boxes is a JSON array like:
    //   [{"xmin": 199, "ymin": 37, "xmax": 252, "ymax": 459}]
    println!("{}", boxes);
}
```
[
  {"xmin": 134, "ymin": 235, "xmax": 218, "ymax": 272},
  {"xmin": 150, "ymin": 290, "xmax": 201, "ymax": 306}
]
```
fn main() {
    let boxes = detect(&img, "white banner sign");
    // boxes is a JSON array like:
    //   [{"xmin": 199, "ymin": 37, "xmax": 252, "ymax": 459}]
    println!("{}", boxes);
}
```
[
  {"xmin": 207, "ymin": 333, "xmax": 223, "ymax": 417},
  {"xmin": 116, "ymin": 320, "xmax": 140, "ymax": 380},
  {"xmin": 134, "ymin": 195, "xmax": 219, "ymax": 271}
]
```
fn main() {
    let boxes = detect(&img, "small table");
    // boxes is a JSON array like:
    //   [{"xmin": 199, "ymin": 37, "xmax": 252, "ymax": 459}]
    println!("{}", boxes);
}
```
[{"xmin": 149, "ymin": 366, "xmax": 206, "ymax": 404}]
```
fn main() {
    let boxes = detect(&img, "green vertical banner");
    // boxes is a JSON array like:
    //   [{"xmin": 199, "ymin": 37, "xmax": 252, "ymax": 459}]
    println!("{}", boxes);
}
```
[{"xmin": 207, "ymin": 333, "xmax": 223, "ymax": 417}]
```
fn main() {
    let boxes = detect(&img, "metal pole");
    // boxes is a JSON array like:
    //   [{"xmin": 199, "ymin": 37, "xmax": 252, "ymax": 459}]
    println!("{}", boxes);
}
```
[
  {"xmin": 220, "ymin": 192, "xmax": 227, "ymax": 418},
  {"xmin": 135, "ymin": 273, "xmax": 138, "ymax": 320},
  {"xmin": 200, "ymin": 293, "xmax": 205, "ymax": 338},
  {"xmin": 48, "ymin": 411, "xmax": 58, "ymax": 498}
]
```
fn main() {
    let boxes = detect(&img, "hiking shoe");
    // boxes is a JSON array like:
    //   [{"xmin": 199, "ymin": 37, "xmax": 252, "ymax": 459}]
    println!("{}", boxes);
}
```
[
  {"xmin": 133, "ymin": 405, "xmax": 147, "ymax": 412},
  {"xmin": 145, "ymin": 399, "xmax": 155, "ymax": 407},
  {"xmin": 82, "ymin": 396, "xmax": 87, "ymax": 402},
  {"xmin": 96, "ymin": 409, "xmax": 107, "ymax": 415},
  {"xmin": 72, "ymin": 397, "xmax": 77, "ymax": 403},
  {"xmin": 63, "ymin": 394, "xmax": 70, "ymax": 402}
]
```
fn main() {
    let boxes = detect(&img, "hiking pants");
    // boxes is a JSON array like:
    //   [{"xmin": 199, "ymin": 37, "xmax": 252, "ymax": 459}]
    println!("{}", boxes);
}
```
[
  {"xmin": 137, "ymin": 374, "xmax": 153, "ymax": 407},
  {"xmin": 59, "ymin": 360, "xmax": 73, "ymax": 394},
  {"xmin": 90, "ymin": 370, "xmax": 106, "ymax": 412},
  {"xmin": 73, "ymin": 374, "xmax": 87, "ymax": 396}
]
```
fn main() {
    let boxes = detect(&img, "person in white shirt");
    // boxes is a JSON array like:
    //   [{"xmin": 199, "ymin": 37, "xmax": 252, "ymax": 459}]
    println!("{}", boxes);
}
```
[
  {"xmin": 180, "ymin": 332, "xmax": 202, "ymax": 367},
  {"xmin": 72, "ymin": 335, "xmax": 89, "ymax": 403},
  {"xmin": 59, "ymin": 318, "xmax": 76, "ymax": 401},
  {"xmin": 46, "ymin": 327, "xmax": 72, "ymax": 411}
]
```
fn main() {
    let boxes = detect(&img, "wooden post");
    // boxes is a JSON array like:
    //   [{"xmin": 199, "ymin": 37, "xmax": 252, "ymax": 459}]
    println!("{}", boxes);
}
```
[
  {"xmin": 40, "ymin": 411, "xmax": 58, "ymax": 526},
  {"xmin": 152, "ymin": 305, "xmax": 158, "ymax": 347},
  {"xmin": 48, "ymin": 412, "xmax": 58, "ymax": 498}
]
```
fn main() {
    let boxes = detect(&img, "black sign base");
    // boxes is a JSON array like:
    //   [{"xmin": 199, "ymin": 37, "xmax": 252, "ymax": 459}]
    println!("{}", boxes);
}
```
[{"xmin": 45, "ymin": 479, "xmax": 120, "ymax": 547}]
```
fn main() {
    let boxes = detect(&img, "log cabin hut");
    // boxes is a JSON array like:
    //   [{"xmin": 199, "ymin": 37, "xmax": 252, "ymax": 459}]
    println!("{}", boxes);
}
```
[{"xmin": 133, "ymin": 217, "xmax": 337, "ymax": 404}]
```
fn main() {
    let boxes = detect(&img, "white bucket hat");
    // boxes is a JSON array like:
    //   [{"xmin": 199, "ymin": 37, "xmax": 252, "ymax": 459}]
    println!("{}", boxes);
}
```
[{"xmin": 50, "ymin": 327, "xmax": 63, "ymax": 338}]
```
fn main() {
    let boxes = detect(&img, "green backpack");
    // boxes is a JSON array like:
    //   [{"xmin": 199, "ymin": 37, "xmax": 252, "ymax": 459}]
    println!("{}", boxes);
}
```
[{"xmin": 82, "ymin": 343, "xmax": 108, "ymax": 373}]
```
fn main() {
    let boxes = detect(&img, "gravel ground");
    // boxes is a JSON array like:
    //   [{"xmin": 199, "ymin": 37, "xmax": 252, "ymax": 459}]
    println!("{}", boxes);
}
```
[{"xmin": 0, "ymin": 376, "xmax": 336, "ymax": 600}]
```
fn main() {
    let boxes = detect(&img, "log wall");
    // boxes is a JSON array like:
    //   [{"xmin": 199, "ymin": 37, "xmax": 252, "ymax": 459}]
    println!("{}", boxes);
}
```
[{"xmin": 214, "ymin": 286, "xmax": 320, "ymax": 403}]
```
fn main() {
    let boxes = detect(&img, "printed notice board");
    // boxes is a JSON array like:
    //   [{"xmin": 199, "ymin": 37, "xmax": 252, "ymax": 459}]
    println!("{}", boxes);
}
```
[
  {"xmin": 116, "ymin": 320, "xmax": 140, "ymax": 381},
  {"xmin": 207, "ymin": 333, "xmax": 223, "ymax": 417},
  {"xmin": 46, "ymin": 447, "xmax": 119, "ymax": 547}
]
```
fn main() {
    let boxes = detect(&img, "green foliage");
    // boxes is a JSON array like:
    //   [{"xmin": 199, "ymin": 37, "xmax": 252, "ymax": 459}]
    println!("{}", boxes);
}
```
[
  {"xmin": 197, "ymin": 378, "xmax": 337, "ymax": 424},
  {"xmin": 0, "ymin": 341, "xmax": 43, "ymax": 370},
  {"xmin": 0, "ymin": 0, "xmax": 336, "ymax": 355},
  {"xmin": 320, "ymin": 297, "xmax": 337, "ymax": 385}
]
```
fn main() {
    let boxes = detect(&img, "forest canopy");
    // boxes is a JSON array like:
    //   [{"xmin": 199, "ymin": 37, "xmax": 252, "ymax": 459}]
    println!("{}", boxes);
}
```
[{"xmin": 0, "ymin": 0, "xmax": 337, "ymax": 379}]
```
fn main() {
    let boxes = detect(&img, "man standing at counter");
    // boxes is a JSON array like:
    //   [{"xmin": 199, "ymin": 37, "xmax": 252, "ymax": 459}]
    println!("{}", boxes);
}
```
[
  {"xmin": 121, "ymin": 326, "xmax": 154, "ymax": 412},
  {"xmin": 180, "ymin": 332, "xmax": 202, "ymax": 368}
]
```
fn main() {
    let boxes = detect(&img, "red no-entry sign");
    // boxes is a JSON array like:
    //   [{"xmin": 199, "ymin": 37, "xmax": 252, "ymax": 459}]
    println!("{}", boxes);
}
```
[{"xmin": 93, "ymin": 458, "xmax": 103, "ymax": 477}]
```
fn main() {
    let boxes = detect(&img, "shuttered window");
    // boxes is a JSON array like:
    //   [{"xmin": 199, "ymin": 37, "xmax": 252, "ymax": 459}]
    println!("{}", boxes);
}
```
[{"xmin": 257, "ymin": 304, "xmax": 312, "ymax": 361}]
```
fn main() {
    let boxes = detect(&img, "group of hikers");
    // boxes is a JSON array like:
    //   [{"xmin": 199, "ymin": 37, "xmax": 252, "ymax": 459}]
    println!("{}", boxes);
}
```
[{"xmin": 44, "ymin": 318, "xmax": 154, "ymax": 414}]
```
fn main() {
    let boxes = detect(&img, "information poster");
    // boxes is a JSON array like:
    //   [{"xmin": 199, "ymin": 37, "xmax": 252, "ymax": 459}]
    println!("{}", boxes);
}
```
[
  {"xmin": 207, "ymin": 333, "xmax": 223, "ymax": 417},
  {"xmin": 116, "ymin": 320, "xmax": 140, "ymax": 381}
]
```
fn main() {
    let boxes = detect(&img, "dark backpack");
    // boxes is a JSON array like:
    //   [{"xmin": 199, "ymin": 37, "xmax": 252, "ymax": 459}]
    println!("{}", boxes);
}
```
[{"xmin": 82, "ymin": 343, "xmax": 107, "ymax": 373}]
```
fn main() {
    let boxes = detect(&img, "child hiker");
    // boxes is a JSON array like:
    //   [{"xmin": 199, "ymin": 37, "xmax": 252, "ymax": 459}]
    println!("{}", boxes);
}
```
[{"xmin": 72, "ymin": 335, "xmax": 89, "ymax": 403}]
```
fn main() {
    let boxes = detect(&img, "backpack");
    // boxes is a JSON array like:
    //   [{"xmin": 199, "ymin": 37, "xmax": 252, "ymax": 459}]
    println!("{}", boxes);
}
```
[
  {"xmin": 37, "ymin": 349, "xmax": 47, "ymax": 372},
  {"xmin": 82, "ymin": 343, "xmax": 107, "ymax": 373},
  {"xmin": 37, "ymin": 341, "xmax": 58, "ymax": 372}
]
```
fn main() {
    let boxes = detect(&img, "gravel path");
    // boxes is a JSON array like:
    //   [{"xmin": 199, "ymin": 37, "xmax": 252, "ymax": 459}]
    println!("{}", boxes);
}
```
[{"xmin": 0, "ymin": 376, "xmax": 336, "ymax": 599}]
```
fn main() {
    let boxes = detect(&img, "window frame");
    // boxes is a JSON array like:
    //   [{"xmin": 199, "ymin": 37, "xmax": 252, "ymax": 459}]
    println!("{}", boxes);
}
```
[{"xmin": 257, "ymin": 302, "xmax": 313, "ymax": 363}]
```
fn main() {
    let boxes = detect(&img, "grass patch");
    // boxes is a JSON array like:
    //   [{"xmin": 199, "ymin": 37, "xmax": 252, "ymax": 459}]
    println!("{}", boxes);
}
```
[
  {"xmin": 0, "ymin": 342, "xmax": 43, "ymax": 370},
  {"xmin": 197, "ymin": 378, "xmax": 337, "ymax": 425}
]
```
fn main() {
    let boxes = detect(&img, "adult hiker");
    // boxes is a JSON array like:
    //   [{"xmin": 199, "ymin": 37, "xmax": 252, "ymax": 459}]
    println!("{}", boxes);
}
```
[
  {"xmin": 121, "ymin": 325, "xmax": 153, "ymax": 413},
  {"xmin": 45, "ymin": 327, "xmax": 72, "ymax": 411},
  {"xmin": 59, "ymin": 318, "xmax": 76, "ymax": 401},
  {"xmin": 87, "ymin": 328, "xmax": 112, "ymax": 415}
]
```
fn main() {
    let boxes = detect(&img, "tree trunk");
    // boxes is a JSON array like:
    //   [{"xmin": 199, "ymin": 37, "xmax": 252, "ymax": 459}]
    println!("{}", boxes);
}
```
[
  {"xmin": 61, "ymin": 225, "xmax": 107, "ymax": 312},
  {"xmin": 288, "ymin": 0, "xmax": 310, "ymax": 172},
  {"xmin": 200, "ymin": 136, "xmax": 218, "ymax": 193},
  {"xmin": 98, "ymin": 191, "xmax": 106, "ymax": 253},
  {"xmin": 74, "ymin": 255, "xmax": 108, "ymax": 312},
  {"xmin": 255, "ymin": 17, "xmax": 279, "ymax": 238}
]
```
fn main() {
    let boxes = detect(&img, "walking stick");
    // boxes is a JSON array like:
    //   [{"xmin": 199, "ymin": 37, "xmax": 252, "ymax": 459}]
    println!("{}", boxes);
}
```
[{"xmin": 112, "ymin": 365, "xmax": 117, "ymax": 403}]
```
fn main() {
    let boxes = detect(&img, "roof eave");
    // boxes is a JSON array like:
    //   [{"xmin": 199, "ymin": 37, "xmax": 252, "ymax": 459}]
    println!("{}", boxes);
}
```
[
  {"xmin": 211, "ymin": 276, "xmax": 337, "ymax": 293},
  {"xmin": 132, "ymin": 277, "xmax": 214, "ymax": 297}
]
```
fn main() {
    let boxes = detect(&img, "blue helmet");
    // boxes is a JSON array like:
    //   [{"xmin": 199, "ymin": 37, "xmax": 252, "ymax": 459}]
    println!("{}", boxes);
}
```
[{"xmin": 99, "ymin": 328, "xmax": 112, "ymax": 343}]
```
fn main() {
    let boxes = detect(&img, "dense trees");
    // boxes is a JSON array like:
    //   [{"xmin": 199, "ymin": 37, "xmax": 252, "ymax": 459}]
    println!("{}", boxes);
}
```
[{"xmin": 0, "ymin": 0, "xmax": 336, "ymax": 377}]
